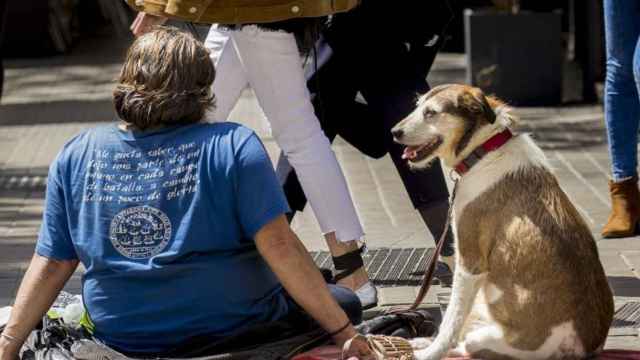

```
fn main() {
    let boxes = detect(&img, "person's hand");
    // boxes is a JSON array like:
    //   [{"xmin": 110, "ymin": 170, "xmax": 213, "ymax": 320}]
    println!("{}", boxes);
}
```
[
  {"xmin": 343, "ymin": 336, "xmax": 375, "ymax": 359},
  {"xmin": 335, "ymin": 329, "xmax": 375, "ymax": 360},
  {"xmin": 130, "ymin": 12, "xmax": 168, "ymax": 36}
]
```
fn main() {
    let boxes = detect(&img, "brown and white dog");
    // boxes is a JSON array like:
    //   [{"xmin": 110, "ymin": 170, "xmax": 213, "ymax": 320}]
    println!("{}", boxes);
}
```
[{"xmin": 392, "ymin": 84, "xmax": 613, "ymax": 359}]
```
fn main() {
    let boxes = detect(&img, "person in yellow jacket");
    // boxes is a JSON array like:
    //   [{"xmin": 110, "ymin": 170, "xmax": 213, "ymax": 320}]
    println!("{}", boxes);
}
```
[
  {"xmin": 127, "ymin": 0, "xmax": 377, "ymax": 316},
  {"xmin": 128, "ymin": 0, "xmax": 378, "ymax": 309}
]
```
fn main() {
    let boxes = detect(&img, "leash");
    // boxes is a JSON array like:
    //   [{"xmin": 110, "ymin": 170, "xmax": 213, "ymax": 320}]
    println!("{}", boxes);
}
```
[
  {"xmin": 384, "ymin": 172, "xmax": 459, "ymax": 314},
  {"xmin": 409, "ymin": 173, "xmax": 459, "ymax": 310}
]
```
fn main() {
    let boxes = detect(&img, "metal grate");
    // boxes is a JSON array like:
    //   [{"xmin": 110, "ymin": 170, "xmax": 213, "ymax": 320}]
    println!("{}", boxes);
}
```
[
  {"xmin": 311, "ymin": 247, "xmax": 437, "ymax": 287},
  {"xmin": 0, "ymin": 175, "xmax": 47, "ymax": 192},
  {"xmin": 612, "ymin": 302, "xmax": 640, "ymax": 329}
]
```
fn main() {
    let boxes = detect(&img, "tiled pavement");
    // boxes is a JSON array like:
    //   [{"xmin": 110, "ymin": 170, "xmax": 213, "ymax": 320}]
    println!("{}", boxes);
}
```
[{"xmin": 2, "ymin": 35, "xmax": 640, "ymax": 350}]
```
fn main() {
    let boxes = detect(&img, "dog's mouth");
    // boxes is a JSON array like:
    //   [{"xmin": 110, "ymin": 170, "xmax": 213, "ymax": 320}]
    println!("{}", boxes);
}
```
[{"xmin": 401, "ymin": 136, "xmax": 443, "ymax": 163}]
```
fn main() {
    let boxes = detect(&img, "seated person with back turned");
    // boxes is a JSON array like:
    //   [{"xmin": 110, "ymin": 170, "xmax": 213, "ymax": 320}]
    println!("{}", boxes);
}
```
[{"xmin": 0, "ymin": 27, "xmax": 372, "ymax": 359}]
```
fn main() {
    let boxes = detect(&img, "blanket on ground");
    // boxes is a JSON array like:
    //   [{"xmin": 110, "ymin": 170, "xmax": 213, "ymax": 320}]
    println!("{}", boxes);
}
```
[{"xmin": 293, "ymin": 346, "xmax": 640, "ymax": 360}]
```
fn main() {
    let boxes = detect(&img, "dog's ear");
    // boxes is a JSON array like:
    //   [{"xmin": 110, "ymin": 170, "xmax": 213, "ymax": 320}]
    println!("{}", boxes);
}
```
[
  {"xmin": 454, "ymin": 89, "xmax": 496, "ymax": 155},
  {"xmin": 480, "ymin": 94, "xmax": 497, "ymax": 124},
  {"xmin": 487, "ymin": 95, "xmax": 517, "ymax": 128},
  {"xmin": 457, "ymin": 89, "xmax": 496, "ymax": 124}
]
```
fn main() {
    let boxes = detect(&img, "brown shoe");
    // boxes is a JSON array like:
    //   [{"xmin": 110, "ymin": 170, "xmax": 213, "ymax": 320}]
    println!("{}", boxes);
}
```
[{"xmin": 602, "ymin": 176, "xmax": 640, "ymax": 238}]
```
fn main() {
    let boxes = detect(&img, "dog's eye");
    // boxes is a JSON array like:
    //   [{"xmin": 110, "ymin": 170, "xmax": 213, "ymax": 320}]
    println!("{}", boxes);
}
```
[{"xmin": 424, "ymin": 109, "xmax": 436, "ymax": 118}]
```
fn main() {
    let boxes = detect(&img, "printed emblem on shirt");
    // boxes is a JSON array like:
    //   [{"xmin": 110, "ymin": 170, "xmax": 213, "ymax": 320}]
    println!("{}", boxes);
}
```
[{"xmin": 109, "ymin": 205, "xmax": 172, "ymax": 259}]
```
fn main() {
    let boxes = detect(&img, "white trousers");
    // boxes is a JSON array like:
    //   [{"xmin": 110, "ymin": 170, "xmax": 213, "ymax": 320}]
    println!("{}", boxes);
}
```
[{"xmin": 204, "ymin": 25, "xmax": 363, "ymax": 242}]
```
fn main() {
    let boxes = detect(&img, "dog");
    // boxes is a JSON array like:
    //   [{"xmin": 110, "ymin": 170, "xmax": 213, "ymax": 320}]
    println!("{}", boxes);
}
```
[{"xmin": 392, "ymin": 84, "xmax": 613, "ymax": 359}]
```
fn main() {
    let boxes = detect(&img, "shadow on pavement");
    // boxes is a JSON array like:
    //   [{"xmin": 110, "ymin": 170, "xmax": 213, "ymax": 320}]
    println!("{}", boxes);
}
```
[
  {"xmin": 0, "ymin": 99, "xmax": 116, "ymax": 126},
  {"xmin": 4, "ymin": 33, "xmax": 131, "ymax": 70},
  {"xmin": 0, "ymin": 211, "xmax": 42, "ymax": 222},
  {"xmin": 0, "ymin": 166, "xmax": 50, "ymax": 177},
  {"xmin": 518, "ymin": 119, "xmax": 606, "ymax": 150},
  {"xmin": 608, "ymin": 276, "xmax": 640, "ymax": 297},
  {"xmin": 0, "ymin": 243, "xmax": 36, "ymax": 262}
]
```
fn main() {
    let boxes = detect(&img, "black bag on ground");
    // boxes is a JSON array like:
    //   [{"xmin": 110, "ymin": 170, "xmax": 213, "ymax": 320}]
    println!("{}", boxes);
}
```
[
  {"xmin": 19, "ymin": 317, "xmax": 328, "ymax": 360},
  {"xmin": 18, "ymin": 307, "xmax": 436, "ymax": 359},
  {"xmin": 357, "ymin": 309, "xmax": 437, "ymax": 339}
]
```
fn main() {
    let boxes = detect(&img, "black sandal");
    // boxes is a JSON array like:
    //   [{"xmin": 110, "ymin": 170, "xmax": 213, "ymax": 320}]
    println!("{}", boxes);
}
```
[{"xmin": 332, "ymin": 247, "xmax": 378, "ymax": 310}]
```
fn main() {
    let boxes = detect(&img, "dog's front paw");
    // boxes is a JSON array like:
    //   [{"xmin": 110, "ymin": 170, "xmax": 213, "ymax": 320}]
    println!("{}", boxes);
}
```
[
  {"xmin": 447, "ymin": 343, "xmax": 469, "ymax": 358},
  {"xmin": 409, "ymin": 337, "xmax": 433, "ymax": 350},
  {"xmin": 412, "ymin": 347, "xmax": 441, "ymax": 360}
]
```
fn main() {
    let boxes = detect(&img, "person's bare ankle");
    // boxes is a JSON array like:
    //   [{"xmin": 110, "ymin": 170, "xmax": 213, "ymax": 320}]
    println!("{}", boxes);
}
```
[
  {"xmin": 325, "ymin": 236, "xmax": 358, "ymax": 256},
  {"xmin": 337, "ymin": 267, "xmax": 369, "ymax": 291}
]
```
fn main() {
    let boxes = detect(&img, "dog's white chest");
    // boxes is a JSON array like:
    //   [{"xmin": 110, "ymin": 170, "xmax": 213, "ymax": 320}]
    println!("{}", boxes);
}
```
[{"xmin": 452, "ymin": 135, "xmax": 547, "ymax": 218}]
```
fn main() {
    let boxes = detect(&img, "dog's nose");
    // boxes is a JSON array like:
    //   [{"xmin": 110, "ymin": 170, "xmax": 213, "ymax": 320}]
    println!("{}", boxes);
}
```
[{"xmin": 392, "ymin": 128, "xmax": 404, "ymax": 139}]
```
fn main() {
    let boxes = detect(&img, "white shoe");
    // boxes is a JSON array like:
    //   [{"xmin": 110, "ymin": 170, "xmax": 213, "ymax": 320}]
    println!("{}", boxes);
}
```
[{"xmin": 355, "ymin": 281, "xmax": 378, "ymax": 310}]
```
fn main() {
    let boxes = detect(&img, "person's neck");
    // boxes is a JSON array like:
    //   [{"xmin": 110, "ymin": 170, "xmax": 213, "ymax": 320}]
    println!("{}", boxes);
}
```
[{"xmin": 118, "ymin": 123, "xmax": 168, "ymax": 132}]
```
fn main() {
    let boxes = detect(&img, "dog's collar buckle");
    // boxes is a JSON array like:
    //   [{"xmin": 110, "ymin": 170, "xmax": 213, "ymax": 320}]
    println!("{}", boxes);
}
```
[{"xmin": 454, "ymin": 129, "xmax": 513, "ymax": 176}]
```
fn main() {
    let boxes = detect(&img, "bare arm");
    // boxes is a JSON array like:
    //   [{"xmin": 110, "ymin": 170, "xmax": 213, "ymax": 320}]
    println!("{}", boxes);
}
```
[
  {"xmin": 255, "ymin": 215, "xmax": 371, "ymax": 357},
  {"xmin": 0, "ymin": 254, "xmax": 78, "ymax": 359}
]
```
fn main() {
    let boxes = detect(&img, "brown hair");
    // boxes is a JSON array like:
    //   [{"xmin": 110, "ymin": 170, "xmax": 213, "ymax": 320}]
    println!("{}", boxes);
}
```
[{"xmin": 113, "ymin": 26, "xmax": 215, "ymax": 130}]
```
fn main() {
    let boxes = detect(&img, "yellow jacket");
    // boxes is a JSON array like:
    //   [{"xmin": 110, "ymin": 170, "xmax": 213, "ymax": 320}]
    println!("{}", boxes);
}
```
[{"xmin": 125, "ymin": 0, "xmax": 360, "ymax": 24}]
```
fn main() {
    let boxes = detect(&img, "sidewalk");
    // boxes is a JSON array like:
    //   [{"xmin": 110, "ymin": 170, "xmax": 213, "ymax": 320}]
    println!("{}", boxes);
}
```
[{"xmin": 1, "ymin": 34, "xmax": 640, "ymax": 350}]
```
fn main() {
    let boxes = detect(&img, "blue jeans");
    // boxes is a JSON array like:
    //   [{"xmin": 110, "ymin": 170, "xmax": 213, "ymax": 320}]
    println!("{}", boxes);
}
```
[
  {"xmin": 286, "ymin": 284, "xmax": 363, "ymax": 326},
  {"xmin": 326, "ymin": 284, "xmax": 363, "ymax": 325},
  {"xmin": 122, "ymin": 284, "xmax": 363, "ymax": 358},
  {"xmin": 604, "ymin": 0, "xmax": 640, "ymax": 181}
]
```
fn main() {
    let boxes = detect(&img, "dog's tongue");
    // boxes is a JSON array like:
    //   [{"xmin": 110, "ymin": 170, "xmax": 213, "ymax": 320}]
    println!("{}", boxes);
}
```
[{"xmin": 402, "ymin": 146, "xmax": 418, "ymax": 160}]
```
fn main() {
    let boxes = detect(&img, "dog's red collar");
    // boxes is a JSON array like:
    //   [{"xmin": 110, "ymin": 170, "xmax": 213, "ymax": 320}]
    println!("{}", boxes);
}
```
[{"xmin": 453, "ymin": 129, "xmax": 514, "ymax": 176}]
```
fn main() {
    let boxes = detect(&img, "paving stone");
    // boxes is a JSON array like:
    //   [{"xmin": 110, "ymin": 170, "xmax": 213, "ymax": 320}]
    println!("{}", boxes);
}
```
[
  {"xmin": 0, "ymin": 279, "xmax": 18, "ymax": 299},
  {"xmin": 5, "ymin": 226, "xmax": 39, "ymax": 238},
  {"xmin": 599, "ymin": 237, "xmax": 640, "ymax": 251},
  {"xmin": 621, "ymin": 251, "xmax": 640, "ymax": 276},
  {"xmin": 378, "ymin": 285, "xmax": 443, "ymax": 307},
  {"xmin": 601, "ymin": 251, "xmax": 638, "ymax": 277},
  {"xmin": 63, "ymin": 275, "xmax": 84, "ymax": 295},
  {"xmin": 606, "ymin": 336, "xmax": 640, "ymax": 351},
  {"xmin": 0, "ymin": 243, "xmax": 37, "ymax": 263},
  {"xmin": 609, "ymin": 326, "xmax": 640, "ymax": 337},
  {"xmin": 379, "ymin": 287, "xmax": 422, "ymax": 306}
]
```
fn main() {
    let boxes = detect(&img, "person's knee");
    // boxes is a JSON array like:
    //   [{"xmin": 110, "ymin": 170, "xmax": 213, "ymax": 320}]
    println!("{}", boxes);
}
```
[
  {"xmin": 607, "ymin": 57, "xmax": 636, "ymax": 86},
  {"xmin": 276, "ymin": 125, "xmax": 331, "ymax": 159},
  {"xmin": 329, "ymin": 285, "xmax": 363, "ymax": 325}
]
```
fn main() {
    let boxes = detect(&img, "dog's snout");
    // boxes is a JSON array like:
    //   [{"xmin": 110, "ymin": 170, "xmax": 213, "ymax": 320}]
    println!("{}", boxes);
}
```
[{"xmin": 392, "ymin": 128, "xmax": 404, "ymax": 139}]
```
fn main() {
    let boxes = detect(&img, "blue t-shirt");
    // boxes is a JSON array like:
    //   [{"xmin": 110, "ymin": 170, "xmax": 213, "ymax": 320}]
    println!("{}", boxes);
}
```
[{"xmin": 36, "ymin": 122, "xmax": 291, "ymax": 353}]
